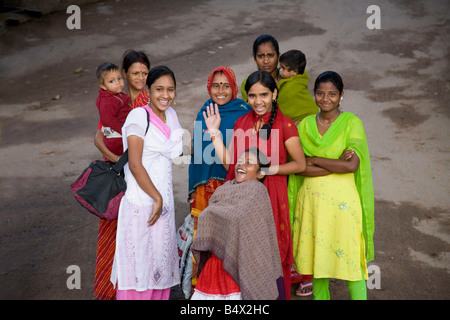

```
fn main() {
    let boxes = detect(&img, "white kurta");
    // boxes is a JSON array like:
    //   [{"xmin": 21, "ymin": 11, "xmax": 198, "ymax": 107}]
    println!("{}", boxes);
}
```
[{"xmin": 111, "ymin": 106, "xmax": 183, "ymax": 291}]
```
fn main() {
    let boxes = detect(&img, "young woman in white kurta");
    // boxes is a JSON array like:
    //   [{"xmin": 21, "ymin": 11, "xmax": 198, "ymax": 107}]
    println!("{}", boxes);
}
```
[{"xmin": 111, "ymin": 66, "xmax": 183, "ymax": 300}]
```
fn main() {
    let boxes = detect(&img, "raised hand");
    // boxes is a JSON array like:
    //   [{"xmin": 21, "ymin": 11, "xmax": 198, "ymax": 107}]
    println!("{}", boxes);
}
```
[{"xmin": 203, "ymin": 102, "xmax": 221, "ymax": 131}]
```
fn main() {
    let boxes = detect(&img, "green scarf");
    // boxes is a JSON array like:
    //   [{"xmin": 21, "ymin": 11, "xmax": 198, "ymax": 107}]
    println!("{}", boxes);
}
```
[
  {"xmin": 276, "ymin": 72, "xmax": 319, "ymax": 122},
  {"xmin": 240, "ymin": 74, "xmax": 249, "ymax": 102},
  {"xmin": 287, "ymin": 112, "xmax": 375, "ymax": 261}
]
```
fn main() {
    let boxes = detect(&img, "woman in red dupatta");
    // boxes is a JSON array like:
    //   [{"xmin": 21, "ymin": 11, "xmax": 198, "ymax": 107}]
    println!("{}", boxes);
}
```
[
  {"xmin": 203, "ymin": 70, "xmax": 306, "ymax": 299},
  {"xmin": 188, "ymin": 66, "xmax": 251, "ymax": 292},
  {"xmin": 92, "ymin": 50, "xmax": 150, "ymax": 300}
]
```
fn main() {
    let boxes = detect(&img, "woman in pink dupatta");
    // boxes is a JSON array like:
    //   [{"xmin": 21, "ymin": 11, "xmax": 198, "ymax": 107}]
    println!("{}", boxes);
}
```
[{"xmin": 111, "ymin": 66, "xmax": 182, "ymax": 299}]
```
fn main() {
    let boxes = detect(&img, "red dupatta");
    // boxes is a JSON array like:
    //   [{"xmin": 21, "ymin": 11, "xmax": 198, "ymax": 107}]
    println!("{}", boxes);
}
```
[{"xmin": 131, "ymin": 89, "xmax": 149, "ymax": 109}]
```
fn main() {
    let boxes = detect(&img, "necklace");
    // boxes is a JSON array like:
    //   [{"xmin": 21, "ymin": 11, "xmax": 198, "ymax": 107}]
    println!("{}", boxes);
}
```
[{"xmin": 316, "ymin": 111, "xmax": 341, "ymax": 127}]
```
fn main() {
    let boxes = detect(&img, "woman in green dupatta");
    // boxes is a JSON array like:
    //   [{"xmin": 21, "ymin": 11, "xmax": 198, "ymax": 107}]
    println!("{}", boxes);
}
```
[{"xmin": 289, "ymin": 71, "xmax": 374, "ymax": 300}]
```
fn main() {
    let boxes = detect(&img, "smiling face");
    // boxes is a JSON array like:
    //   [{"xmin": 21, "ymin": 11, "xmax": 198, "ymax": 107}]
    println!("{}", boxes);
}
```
[
  {"xmin": 148, "ymin": 74, "xmax": 176, "ymax": 113},
  {"xmin": 246, "ymin": 81, "xmax": 277, "ymax": 116},
  {"xmin": 124, "ymin": 62, "xmax": 149, "ymax": 91},
  {"xmin": 210, "ymin": 72, "xmax": 233, "ymax": 106},
  {"xmin": 235, "ymin": 151, "xmax": 264, "ymax": 183},
  {"xmin": 314, "ymin": 81, "xmax": 343, "ymax": 113},
  {"xmin": 100, "ymin": 69, "xmax": 124, "ymax": 94}
]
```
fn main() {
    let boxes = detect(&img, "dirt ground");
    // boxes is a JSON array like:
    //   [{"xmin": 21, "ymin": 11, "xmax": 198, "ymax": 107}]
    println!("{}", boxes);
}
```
[{"xmin": 0, "ymin": 0, "xmax": 448, "ymax": 301}]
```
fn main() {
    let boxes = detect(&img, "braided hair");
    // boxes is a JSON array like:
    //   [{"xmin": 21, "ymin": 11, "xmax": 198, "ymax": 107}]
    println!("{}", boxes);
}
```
[{"xmin": 244, "ymin": 70, "xmax": 278, "ymax": 140}]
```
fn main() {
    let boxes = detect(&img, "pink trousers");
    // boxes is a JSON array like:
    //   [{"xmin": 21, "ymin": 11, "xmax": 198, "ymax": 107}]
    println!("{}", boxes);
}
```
[{"xmin": 116, "ymin": 288, "xmax": 171, "ymax": 300}]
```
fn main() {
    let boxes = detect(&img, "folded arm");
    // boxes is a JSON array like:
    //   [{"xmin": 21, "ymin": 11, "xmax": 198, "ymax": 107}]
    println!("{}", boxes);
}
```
[{"xmin": 298, "ymin": 148, "xmax": 359, "ymax": 177}]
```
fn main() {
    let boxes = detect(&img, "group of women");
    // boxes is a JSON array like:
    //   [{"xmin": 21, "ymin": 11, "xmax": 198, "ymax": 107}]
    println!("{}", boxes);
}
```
[{"xmin": 91, "ymin": 34, "xmax": 374, "ymax": 301}]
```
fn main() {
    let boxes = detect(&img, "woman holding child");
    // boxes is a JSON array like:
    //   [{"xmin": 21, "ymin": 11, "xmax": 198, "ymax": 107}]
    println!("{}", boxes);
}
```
[
  {"xmin": 244, "ymin": 35, "xmax": 320, "ymax": 296},
  {"xmin": 93, "ymin": 50, "xmax": 150, "ymax": 300},
  {"xmin": 94, "ymin": 50, "xmax": 151, "ymax": 162},
  {"xmin": 203, "ymin": 70, "xmax": 306, "ymax": 299}
]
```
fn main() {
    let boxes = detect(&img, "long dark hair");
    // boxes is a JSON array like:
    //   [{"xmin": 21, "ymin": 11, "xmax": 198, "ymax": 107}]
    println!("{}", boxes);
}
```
[{"xmin": 244, "ymin": 70, "xmax": 278, "ymax": 140}]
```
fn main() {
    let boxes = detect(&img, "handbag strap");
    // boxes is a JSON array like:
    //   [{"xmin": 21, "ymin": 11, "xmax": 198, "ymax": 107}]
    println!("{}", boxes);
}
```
[{"xmin": 111, "ymin": 106, "xmax": 150, "ymax": 173}]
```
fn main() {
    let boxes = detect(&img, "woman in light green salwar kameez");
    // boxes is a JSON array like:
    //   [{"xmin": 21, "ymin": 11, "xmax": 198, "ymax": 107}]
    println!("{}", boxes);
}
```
[{"xmin": 288, "ymin": 71, "xmax": 375, "ymax": 300}]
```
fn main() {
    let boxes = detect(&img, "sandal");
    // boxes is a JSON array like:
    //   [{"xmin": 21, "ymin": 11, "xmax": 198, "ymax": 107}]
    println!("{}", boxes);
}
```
[{"xmin": 295, "ymin": 281, "xmax": 313, "ymax": 296}]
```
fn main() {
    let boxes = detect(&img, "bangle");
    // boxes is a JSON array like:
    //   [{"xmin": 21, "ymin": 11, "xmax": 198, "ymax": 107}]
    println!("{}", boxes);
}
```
[
  {"xmin": 205, "ymin": 129, "xmax": 220, "ymax": 135},
  {"xmin": 205, "ymin": 129, "xmax": 220, "ymax": 140}
]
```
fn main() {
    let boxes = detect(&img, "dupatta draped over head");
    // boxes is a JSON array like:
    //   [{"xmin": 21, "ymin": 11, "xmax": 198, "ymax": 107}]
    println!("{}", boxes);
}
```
[
  {"xmin": 206, "ymin": 66, "xmax": 239, "ymax": 100},
  {"xmin": 189, "ymin": 67, "xmax": 251, "ymax": 195},
  {"xmin": 288, "ymin": 112, "xmax": 375, "ymax": 261}
]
